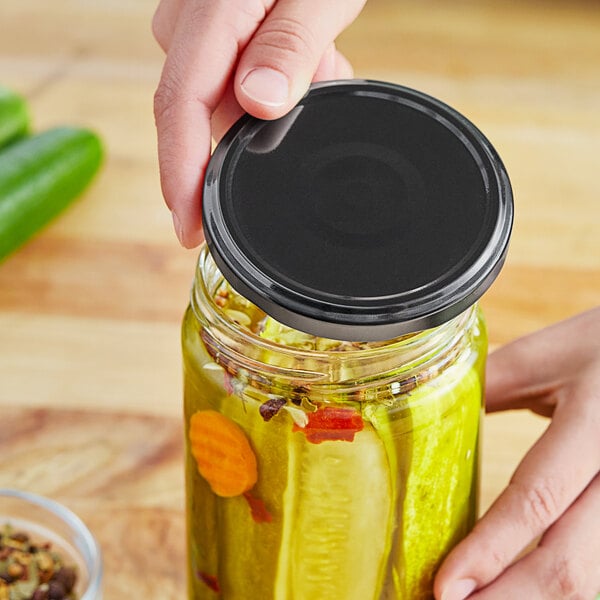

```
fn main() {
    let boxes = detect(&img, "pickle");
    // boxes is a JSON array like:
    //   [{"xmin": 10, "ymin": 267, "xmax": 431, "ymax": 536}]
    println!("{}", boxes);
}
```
[
  {"xmin": 260, "ymin": 316, "xmax": 340, "ymax": 351},
  {"xmin": 364, "ymin": 363, "xmax": 482, "ymax": 599},
  {"xmin": 184, "ymin": 302, "xmax": 293, "ymax": 598},
  {"xmin": 183, "ymin": 313, "xmax": 220, "ymax": 597},
  {"xmin": 209, "ymin": 393, "xmax": 287, "ymax": 599},
  {"xmin": 399, "ymin": 363, "xmax": 482, "ymax": 599},
  {"xmin": 258, "ymin": 317, "xmax": 393, "ymax": 599},
  {"xmin": 363, "ymin": 400, "xmax": 413, "ymax": 598},
  {"xmin": 274, "ymin": 422, "xmax": 392, "ymax": 600}
]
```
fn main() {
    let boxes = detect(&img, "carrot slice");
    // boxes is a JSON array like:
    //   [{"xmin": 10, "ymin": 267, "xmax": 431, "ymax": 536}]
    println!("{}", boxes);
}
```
[{"xmin": 189, "ymin": 410, "xmax": 258, "ymax": 497}]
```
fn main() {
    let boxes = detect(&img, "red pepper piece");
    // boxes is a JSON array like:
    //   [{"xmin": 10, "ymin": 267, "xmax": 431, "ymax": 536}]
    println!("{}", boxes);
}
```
[
  {"xmin": 293, "ymin": 406, "xmax": 364, "ymax": 444},
  {"xmin": 244, "ymin": 491, "xmax": 273, "ymax": 523},
  {"xmin": 198, "ymin": 571, "xmax": 220, "ymax": 593}
]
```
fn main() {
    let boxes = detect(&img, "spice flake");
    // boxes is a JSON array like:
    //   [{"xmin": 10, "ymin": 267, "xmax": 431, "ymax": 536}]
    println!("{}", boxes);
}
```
[
  {"xmin": 197, "ymin": 571, "xmax": 220, "ymax": 593},
  {"xmin": 259, "ymin": 397, "xmax": 286, "ymax": 422},
  {"xmin": 293, "ymin": 406, "xmax": 364, "ymax": 444},
  {"xmin": 243, "ymin": 492, "xmax": 273, "ymax": 524}
]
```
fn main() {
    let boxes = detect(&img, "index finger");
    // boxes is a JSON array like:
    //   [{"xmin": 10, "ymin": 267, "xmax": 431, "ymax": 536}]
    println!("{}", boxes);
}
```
[
  {"xmin": 153, "ymin": 0, "xmax": 270, "ymax": 247},
  {"xmin": 485, "ymin": 307, "xmax": 600, "ymax": 413}
]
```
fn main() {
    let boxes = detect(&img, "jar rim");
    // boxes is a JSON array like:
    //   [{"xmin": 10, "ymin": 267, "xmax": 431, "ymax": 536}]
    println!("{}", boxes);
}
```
[{"xmin": 192, "ymin": 243, "xmax": 475, "ymax": 364}]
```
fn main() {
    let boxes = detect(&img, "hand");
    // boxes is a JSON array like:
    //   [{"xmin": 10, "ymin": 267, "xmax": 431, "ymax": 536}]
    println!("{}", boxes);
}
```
[
  {"xmin": 435, "ymin": 307, "xmax": 600, "ymax": 600},
  {"xmin": 152, "ymin": 0, "xmax": 365, "ymax": 247}
]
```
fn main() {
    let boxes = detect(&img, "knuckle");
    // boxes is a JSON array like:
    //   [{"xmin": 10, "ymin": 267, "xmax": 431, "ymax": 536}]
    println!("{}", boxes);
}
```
[
  {"xmin": 547, "ymin": 556, "xmax": 586, "ymax": 599},
  {"xmin": 151, "ymin": 1, "xmax": 172, "ymax": 50},
  {"xmin": 153, "ymin": 79, "xmax": 183, "ymax": 124},
  {"xmin": 153, "ymin": 83, "xmax": 173, "ymax": 124},
  {"xmin": 476, "ymin": 538, "xmax": 511, "ymax": 581},
  {"xmin": 252, "ymin": 16, "xmax": 319, "ymax": 63},
  {"xmin": 187, "ymin": 0, "xmax": 265, "ymax": 40},
  {"xmin": 151, "ymin": 9, "xmax": 163, "ymax": 42},
  {"xmin": 488, "ymin": 546, "xmax": 509, "ymax": 574},
  {"xmin": 512, "ymin": 478, "xmax": 563, "ymax": 532},
  {"xmin": 231, "ymin": 0, "xmax": 267, "ymax": 29},
  {"xmin": 526, "ymin": 483, "xmax": 559, "ymax": 527}
]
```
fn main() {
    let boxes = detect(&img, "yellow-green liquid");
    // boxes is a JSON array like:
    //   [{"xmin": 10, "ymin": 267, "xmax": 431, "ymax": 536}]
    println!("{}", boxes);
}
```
[{"xmin": 183, "ymin": 298, "xmax": 486, "ymax": 600}]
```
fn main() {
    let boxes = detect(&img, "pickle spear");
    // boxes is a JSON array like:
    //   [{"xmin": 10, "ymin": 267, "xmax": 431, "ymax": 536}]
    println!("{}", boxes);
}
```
[
  {"xmin": 399, "ymin": 363, "xmax": 482, "ymax": 598},
  {"xmin": 260, "ymin": 318, "xmax": 393, "ymax": 600},
  {"xmin": 183, "ymin": 309, "xmax": 222, "ymax": 598},
  {"xmin": 272, "ymin": 417, "xmax": 391, "ymax": 600},
  {"xmin": 216, "ymin": 393, "xmax": 291, "ymax": 599}
]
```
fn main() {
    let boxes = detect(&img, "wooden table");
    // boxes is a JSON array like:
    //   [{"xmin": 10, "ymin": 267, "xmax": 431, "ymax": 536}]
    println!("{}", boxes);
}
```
[{"xmin": 1, "ymin": 0, "xmax": 598, "ymax": 597}]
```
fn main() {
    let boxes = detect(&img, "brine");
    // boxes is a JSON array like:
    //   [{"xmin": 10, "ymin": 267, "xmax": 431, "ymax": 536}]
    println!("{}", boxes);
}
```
[{"xmin": 183, "ymin": 246, "xmax": 486, "ymax": 600}]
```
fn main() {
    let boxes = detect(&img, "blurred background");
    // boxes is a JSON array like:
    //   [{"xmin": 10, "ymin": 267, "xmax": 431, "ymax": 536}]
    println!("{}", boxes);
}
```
[{"xmin": 0, "ymin": 0, "xmax": 599, "ymax": 596}]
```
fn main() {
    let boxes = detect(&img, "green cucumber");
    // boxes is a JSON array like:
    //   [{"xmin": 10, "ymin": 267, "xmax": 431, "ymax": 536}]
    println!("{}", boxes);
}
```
[
  {"xmin": 0, "ymin": 87, "xmax": 29, "ymax": 149},
  {"xmin": 0, "ymin": 126, "xmax": 103, "ymax": 261}
]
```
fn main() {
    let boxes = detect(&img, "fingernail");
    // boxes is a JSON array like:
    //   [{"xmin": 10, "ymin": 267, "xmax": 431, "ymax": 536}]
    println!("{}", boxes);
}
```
[
  {"xmin": 172, "ymin": 211, "xmax": 185, "ymax": 246},
  {"xmin": 441, "ymin": 578, "xmax": 478, "ymax": 600},
  {"xmin": 241, "ymin": 67, "xmax": 289, "ymax": 107}
]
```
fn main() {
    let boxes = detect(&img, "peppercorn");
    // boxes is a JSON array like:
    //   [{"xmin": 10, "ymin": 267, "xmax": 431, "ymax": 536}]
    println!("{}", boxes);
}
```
[
  {"xmin": 53, "ymin": 568, "xmax": 76, "ymax": 594},
  {"xmin": 7, "ymin": 562, "xmax": 24, "ymax": 579},
  {"xmin": 32, "ymin": 587, "xmax": 49, "ymax": 600},
  {"xmin": 47, "ymin": 580, "xmax": 66, "ymax": 600}
]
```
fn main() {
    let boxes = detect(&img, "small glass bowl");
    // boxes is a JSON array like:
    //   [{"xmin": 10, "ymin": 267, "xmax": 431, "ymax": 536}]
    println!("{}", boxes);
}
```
[{"xmin": 0, "ymin": 488, "xmax": 103, "ymax": 599}]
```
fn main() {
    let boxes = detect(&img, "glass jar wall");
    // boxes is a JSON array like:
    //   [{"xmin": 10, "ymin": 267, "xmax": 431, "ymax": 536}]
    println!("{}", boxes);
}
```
[{"xmin": 183, "ymin": 245, "xmax": 487, "ymax": 600}]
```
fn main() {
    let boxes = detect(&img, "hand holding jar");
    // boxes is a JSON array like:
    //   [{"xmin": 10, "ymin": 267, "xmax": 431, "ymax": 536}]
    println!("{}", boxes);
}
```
[{"xmin": 436, "ymin": 307, "xmax": 600, "ymax": 600}]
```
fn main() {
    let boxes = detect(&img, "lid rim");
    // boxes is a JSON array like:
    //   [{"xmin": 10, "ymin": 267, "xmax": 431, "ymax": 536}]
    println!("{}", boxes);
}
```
[
  {"xmin": 206, "ymin": 231, "xmax": 508, "ymax": 341},
  {"xmin": 203, "ymin": 79, "xmax": 513, "ymax": 340}
]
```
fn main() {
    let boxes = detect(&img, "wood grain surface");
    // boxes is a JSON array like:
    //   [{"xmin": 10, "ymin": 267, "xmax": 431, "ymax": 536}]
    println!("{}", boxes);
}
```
[
  {"xmin": 0, "ymin": 0, "xmax": 599, "ymax": 598},
  {"xmin": 0, "ymin": 407, "xmax": 186, "ymax": 598}
]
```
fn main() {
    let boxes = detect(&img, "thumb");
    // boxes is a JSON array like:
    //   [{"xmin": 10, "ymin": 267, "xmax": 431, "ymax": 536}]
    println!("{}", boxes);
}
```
[{"xmin": 234, "ymin": 0, "xmax": 366, "ymax": 119}]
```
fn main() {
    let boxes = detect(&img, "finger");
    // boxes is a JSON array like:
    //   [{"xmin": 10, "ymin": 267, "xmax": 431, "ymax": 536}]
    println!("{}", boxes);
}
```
[
  {"xmin": 469, "ymin": 474, "xmax": 600, "ymax": 600},
  {"xmin": 212, "ymin": 46, "xmax": 354, "ymax": 148},
  {"xmin": 486, "ymin": 307, "xmax": 600, "ymax": 413},
  {"xmin": 312, "ymin": 43, "xmax": 337, "ymax": 81},
  {"xmin": 234, "ymin": 0, "xmax": 366, "ymax": 118},
  {"xmin": 152, "ymin": 0, "xmax": 183, "ymax": 52},
  {"xmin": 312, "ymin": 44, "xmax": 354, "ymax": 81},
  {"xmin": 333, "ymin": 49, "xmax": 354, "ymax": 79},
  {"xmin": 211, "ymin": 83, "xmax": 245, "ymax": 143},
  {"xmin": 434, "ymin": 392, "xmax": 600, "ymax": 600},
  {"xmin": 154, "ymin": 0, "xmax": 272, "ymax": 247}
]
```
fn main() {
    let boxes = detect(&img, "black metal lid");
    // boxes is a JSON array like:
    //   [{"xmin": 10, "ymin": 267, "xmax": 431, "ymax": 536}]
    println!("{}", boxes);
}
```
[{"xmin": 203, "ymin": 80, "xmax": 513, "ymax": 341}]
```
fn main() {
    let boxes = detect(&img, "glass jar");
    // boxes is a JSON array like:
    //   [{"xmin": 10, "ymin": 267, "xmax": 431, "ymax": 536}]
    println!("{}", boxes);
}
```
[{"xmin": 182, "ymin": 245, "xmax": 487, "ymax": 600}]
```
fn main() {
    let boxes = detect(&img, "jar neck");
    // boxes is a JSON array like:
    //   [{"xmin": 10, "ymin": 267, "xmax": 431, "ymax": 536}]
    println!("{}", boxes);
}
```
[{"xmin": 191, "ymin": 244, "xmax": 479, "ymax": 393}]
